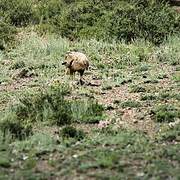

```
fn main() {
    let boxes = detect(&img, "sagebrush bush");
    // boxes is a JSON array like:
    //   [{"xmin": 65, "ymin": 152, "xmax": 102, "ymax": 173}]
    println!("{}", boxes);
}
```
[
  {"xmin": 0, "ymin": 84, "xmax": 72, "ymax": 128},
  {"xmin": 121, "ymin": 100, "xmax": 141, "ymax": 108},
  {"xmin": 71, "ymin": 99, "xmax": 104, "ymax": 124},
  {"xmin": 1, "ymin": 83, "xmax": 104, "ymax": 128},
  {"xmin": 158, "ymin": 125, "xmax": 180, "ymax": 142},
  {"xmin": 54, "ymin": 0, "xmax": 180, "ymax": 44},
  {"xmin": 1, "ymin": 0, "xmax": 179, "ymax": 44},
  {"xmin": 0, "ymin": 118, "xmax": 32, "ymax": 140},
  {"xmin": 61, "ymin": 126, "xmax": 85, "ymax": 140},
  {"xmin": 0, "ymin": 0, "xmax": 37, "ymax": 26},
  {"xmin": 151, "ymin": 105, "xmax": 180, "ymax": 123},
  {"xmin": 0, "ymin": 20, "xmax": 17, "ymax": 50},
  {"xmin": 7, "ymin": 33, "xmax": 70, "ymax": 68},
  {"xmin": 155, "ymin": 36, "xmax": 180, "ymax": 65}
]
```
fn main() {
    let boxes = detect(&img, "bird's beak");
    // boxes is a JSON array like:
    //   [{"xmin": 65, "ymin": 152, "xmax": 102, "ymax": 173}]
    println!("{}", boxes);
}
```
[{"xmin": 62, "ymin": 62, "xmax": 66, "ymax": 65}]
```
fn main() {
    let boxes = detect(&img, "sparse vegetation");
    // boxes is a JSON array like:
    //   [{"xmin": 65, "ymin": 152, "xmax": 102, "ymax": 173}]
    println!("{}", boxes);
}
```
[
  {"xmin": 158, "ymin": 125, "xmax": 180, "ymax": 142},
  {"xmin": 151, "ymin": 105, "xmax": 179, "ymax": 123},
  {"xmin": 130, "ymin": 85, "xmax": 146, "ymax": 93},
  {"xmin": 141, "ymin": 94, "xmax": 157, "ymax": 101},
  {"xmin": 121, "ymin": 100, "xmax": 141, "ymax": 108},
  {"xmin": 0, "ymin": 0, "xmax": 179, "ymax": 179},
  {"xmin": 61, "ymin": 126, "xmax": 86, "ymax": 140}
]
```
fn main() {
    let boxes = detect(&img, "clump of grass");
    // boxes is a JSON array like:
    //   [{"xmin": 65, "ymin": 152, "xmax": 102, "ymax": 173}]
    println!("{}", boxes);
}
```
[
  {"xmin": 102, "ymin": 85, "xmax": 112, "ymax": 91},
  {"xmin": 157, "ymin": 92, "xmax": 180, "ymax": 101},
  {"xmin": 0, "ymin": 119, "xmax": 32, "ymax": 140},
  {"xmin": 135, "ymin": 64, "xmax": 150, "ymax": 72},
  {"xmin": 114, "ymin": 78, "xmax": 132, "ymax": 87},
  {"xmin": 10, "ymin": 60, "xmax": 25, "ymax": 70},
  {"xmin": 130, "ymin": 85, "xmax": 146, "ymax": 93},
  {"xmin": 61, "ymin": 126, "xmax": 86, "ymax": 140},
  {"xmin": 172, "ymin": 73, "xmax": 180, "ymax": 83},
  {"xmin": 151, "ymin": 105, "xmax": 179, "ymax": 123},
  {"xmin": 12, "ymin": 133, "xmax": 57, "ymax": 153},
  {"xmin": 121, "ymin": 100, "xmax": 141, "ymax": 108},
  {"xmin": 0, "ymin": 84, "xmax": 72, "ymax": 129},
  {"xmin": 159, "ymin": 92, "xmax": 171, "ymax": 100},
  {"xmin": 71, "ymin": 99, "xmax": 104, "ymax": 124},
  {"xmin": 141, "ymin": 94, "xmax": 157, "ymax": 101},
  {"xmin": 155, "ymin": 36, "xmax": 180, "ymax": 65},
  {"xmin": 162, "ymin": 144, "xmax": 180, "ymax": 162},
  {"xmin": 143, "ymin": 79, "xmax": 159, "ymax": 84},
  {"xmin": 0, "ymin": 152, "xmax": 11, "ymax": 168},
  {"xmin": 158, "ymin": 125, "xmax": 180, "ymax": 142}
]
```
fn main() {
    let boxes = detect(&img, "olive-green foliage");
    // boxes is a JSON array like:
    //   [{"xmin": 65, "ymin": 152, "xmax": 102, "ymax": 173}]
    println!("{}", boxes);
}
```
[
  {"xmin": 158, "ymin": 125, "xmax": 180, "ymax": 142},
  {"xmin": 14, "ymin": 85, "xmax": 72, "ymax": 126},
  {"xmin": 121, "ymin": 100, "xmax": 141, "ymax": 108},
  {"xmin": 0, "ymin": 119, "xmax": 32, "ymax": 140},
  {"xmin": 130, "ymin": 85, "xmax": 146, "ymax": 93},
  {"xmin": 0, "ymin": 84, "xmax": 104, "ymax": 133},
  {"xmin": 155, "ymin": 36, "xmax": 180, "ymax": 65},
  {"xmin": 71, "ymin": 99, "xmax": 104, "ymax": 123},
  {"xmin": 1, "ymin": 0, "xmax": 179, "ymax": 44},
  {"xmin": 56, "ymin": 0, "xmax": 180, "ymax": 44},
  {"xmin": 0, "ymin": 84, "xmax": 72, "ymax": 129},
  {"xmin": 61, "ymin": 126, "xmax": 85, "ymax": 140},
  {"xmin": 151, "ymin": 105, "xmax": 180, "ymax": 123},
  {"xmin": 0, "ymin": 20, "xmax": 16, "ymax": 50},
  {"xmin": 0, "ymin": 0, "xmax": 37, "ymax": 26}
]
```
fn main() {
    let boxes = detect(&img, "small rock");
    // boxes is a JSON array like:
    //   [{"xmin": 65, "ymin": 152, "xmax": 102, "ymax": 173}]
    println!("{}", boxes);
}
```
[
  {"xmin": 73, "ymin": 154, "xmax": 78, "ymax": 158},
  {"xmin": 98, "ymin": 120, "xmax": 110, "ymax": 129},
  {"xmin": 136, "ymin": 172, "xmax": 144, "ymax": 177}
]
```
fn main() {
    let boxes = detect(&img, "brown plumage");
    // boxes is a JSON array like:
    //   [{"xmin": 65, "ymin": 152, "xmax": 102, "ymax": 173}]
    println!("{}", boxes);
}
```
[{"xmin": 62, "ymin": 51, "xmax": 89, "ymax": 85}]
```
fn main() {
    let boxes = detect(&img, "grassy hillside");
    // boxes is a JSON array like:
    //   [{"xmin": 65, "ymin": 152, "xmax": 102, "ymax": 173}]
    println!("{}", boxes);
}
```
[
  {"xmin": 0, "ymin": 32, "xmax": 179, "ymax": 179},
  {"xmin": 0, "ymin": 0, "xmax": 180, "ymax": 179}
]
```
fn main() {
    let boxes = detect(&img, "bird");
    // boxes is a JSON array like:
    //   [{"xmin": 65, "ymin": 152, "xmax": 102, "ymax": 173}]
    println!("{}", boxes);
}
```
[{"xmin": 62, "ymin": 51, "xmax": 89, "ymax": 85}]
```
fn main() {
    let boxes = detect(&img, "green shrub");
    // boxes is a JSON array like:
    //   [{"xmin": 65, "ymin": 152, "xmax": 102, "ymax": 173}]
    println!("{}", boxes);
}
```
[
  {"xmin": 14, "ymin": 85, "xmax": 72, "ymax": 126},
  {"xmin": 158, "ymin": 125, "xmax": 180, "ymax": 142},
  {"xmin": 71, "ymin": 99, "xmax": 104, "ymax": 124},
  {"xmin": 0, "ymin": 20, "xmax": 17, "ymax": 50},
  {"xmin": 141, "ymin": 94, "xmax": 157, "ymax": 101},
  {"xmin": 1, "ymin": 0, "xmax": 179, "ymax": 44},
  {"xmin": 0, "ymin": 0, "xmax": 37, "ymax": 26},
  {"xmin": 0, "ymin": 84, "xmax": 72, "ymax": 127},
  {"xmin": 0, "ymin": 118, "xmax": 32, "ymax": 140},
  {"xmin": 151, "ymin": 105, "xmax": 180, "ymax": 123},
  {"xmin": 61, "ymin": 126, "xmax": 85, "ymax": 140},
  {"xmin": 155, "ymin": 36, "xmax": 180, "ymax": 65},
  {"xmin": 130, "ymin": 85, "xmax": 146, "ymax": 93},
  {"xmin": 10, "ymin": 60, "xmax": 26, "ymax": 69},
  {"xmin": 137, "ymin": 2, "xmax": 180, "ymax": 44},
  {"xmin": 54, "ymin": 0, "xmax": 180, "ymax": 44},
  {"xmin": 121, "ymin": 100, "xmax": 141, "ymax": 108},
  {"xmin": 1, "ymin": 83, "xmax": 104, "ymax": 127}
]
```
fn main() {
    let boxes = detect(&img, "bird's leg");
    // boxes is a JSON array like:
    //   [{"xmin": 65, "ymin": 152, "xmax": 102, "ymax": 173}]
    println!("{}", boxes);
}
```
[
  {"xmin": 79, "ymin": 70, "xmax": 85, "ymax": 85},
  {"xmin": 65, "ymin": 68, "xmax": 70, "ymax": 75},
  {"xmin": 70, "ymin": 69, "xmax": 75, "ymax": 81}
]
